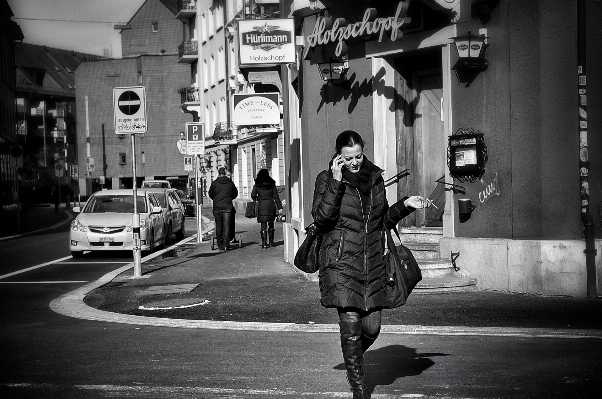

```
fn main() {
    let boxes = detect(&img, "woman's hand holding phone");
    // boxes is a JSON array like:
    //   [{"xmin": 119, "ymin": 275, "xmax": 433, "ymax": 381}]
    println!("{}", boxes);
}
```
[{"xmin": 331, "ymin": 154, "xmax": 345, "ymax": 181}]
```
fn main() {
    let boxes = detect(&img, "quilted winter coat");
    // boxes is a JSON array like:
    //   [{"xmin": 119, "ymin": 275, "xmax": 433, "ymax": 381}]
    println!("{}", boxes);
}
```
[
  {"xmin": 251, "ymin": 181, "xmax": 283, "ymax": 223},
  {"xmin": 312, "ymin": 161, "xmax": 413, "ymax": 311}
]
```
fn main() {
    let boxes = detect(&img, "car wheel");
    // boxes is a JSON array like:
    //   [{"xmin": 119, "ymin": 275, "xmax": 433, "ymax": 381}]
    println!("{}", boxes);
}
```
[
  {"xmin": 176, "ymin": 218, "xmax": 185, "ymax": 240},
  {"xmin": 71, "ymin": 250, "xmax": 83, "ymax": 258}
]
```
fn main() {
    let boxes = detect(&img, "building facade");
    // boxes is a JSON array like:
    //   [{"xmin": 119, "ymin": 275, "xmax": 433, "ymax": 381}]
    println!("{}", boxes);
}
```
[
  {"xmin": 75, "ymin": 0, "xmax": 191, "ymax": 195},
  {"xmin": 282, "ymin": 0, "xmax": 602, "ymax": 297},
  {"xmin": 178, "ymin": 0, "xmax": 285, "ymax": 207},
  {"xmin": 0, "ymin": 0, "xmax": 22, "ymax": 227}
]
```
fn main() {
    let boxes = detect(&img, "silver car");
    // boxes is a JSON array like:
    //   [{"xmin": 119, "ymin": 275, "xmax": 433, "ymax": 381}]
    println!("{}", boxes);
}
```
[
  {"xmin": 144, "ymin": 188, "xmax": 186, "ymax": 242},
  {"xmin": 69, "ymin": 189, "xmax": 166, "ymax": 257}
]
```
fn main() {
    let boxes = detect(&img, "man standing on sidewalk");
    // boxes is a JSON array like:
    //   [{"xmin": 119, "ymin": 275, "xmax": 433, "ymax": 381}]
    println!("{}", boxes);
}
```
[{"xmin": 208, "ymin": 167, "xmax": 238, "ymax": 251}]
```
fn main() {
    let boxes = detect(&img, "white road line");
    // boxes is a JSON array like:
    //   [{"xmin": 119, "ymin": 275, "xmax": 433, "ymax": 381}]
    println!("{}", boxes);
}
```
[
  {"xmin": 0, "ymin": 281, "xmax": 88, "ymax": 284},
  {"xmin": 56, "ymin": 261, "xmax": 132, "ymax": 264},
  {"xmin": 0, "ymin": 256, "xmax": 72, "ymax": 280}
]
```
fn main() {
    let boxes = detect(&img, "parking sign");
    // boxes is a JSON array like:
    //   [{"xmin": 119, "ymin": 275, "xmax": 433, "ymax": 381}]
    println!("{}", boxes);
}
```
[{"xmin": 186, "ymin": 123, "xmax": 204, "ymax": 155}]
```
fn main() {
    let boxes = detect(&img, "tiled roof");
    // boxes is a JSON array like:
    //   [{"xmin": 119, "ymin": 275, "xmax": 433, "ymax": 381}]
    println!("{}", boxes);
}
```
[{"xmin": 15, "ymin": 43, "xmax": 99, "ymax": 96}]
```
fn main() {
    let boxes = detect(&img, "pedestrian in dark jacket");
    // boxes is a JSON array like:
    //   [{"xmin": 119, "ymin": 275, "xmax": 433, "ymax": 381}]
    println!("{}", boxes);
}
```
[
  {"xmin": 312, "ymin": 130, "xmax": 427, "ymax": 399},
  {"xmin": 251, "ymin": 168, "xmax": 282, "ymax": 248},
  {"xmin": 208, "ymin": 167, "xmax": 238, "ymax": 250}
]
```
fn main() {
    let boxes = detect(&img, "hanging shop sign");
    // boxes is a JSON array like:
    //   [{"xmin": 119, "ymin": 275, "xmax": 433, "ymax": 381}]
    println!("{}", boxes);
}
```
[
  {"xmin": 305, "ymin": 1, "xmax": 411, "ymax": 59},
  {"xmin": 238, "ymin": 18, "xmax": 296, "ymax": 66},
  {"xmin": 233, "ymin": 93, "xmax": 281, "ymax": 126}
]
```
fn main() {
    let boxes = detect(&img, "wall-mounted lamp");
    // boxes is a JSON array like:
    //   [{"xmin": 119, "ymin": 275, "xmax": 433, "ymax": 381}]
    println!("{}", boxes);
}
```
[
  {"xmin": 451, "ymin": 31, "xmax": 488, "ymax": 71},
  {"xmin": 317, "ymin": 58, "xmax": 350, "ymax": 89}
]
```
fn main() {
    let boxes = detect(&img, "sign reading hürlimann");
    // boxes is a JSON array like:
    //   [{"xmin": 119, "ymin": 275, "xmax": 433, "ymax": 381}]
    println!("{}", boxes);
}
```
[{"xmin": 238, "ymin": 18, "xmax": 296, "ymax": 66}]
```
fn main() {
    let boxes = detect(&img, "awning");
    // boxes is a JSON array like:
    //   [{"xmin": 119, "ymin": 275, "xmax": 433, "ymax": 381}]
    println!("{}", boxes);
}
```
[{"xmin": 247, "ymin": 71, "xmax": 282, "ymax": 92}]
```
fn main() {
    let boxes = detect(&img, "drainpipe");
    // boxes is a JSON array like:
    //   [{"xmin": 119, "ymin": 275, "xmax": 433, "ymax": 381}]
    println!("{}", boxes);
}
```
[{"xmin": 577, "ymin": 0, "xmax": 597, "ymax": 299}]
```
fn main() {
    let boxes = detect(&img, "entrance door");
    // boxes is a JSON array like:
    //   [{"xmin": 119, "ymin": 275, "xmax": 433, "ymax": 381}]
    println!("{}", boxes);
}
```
[
  {"xmin": 396, "ymin": 67, "xmax": 445, "ymax": 228},
  {"xmin": 415, "ymin": 71, "xmax": 445, "ymax": 227}
]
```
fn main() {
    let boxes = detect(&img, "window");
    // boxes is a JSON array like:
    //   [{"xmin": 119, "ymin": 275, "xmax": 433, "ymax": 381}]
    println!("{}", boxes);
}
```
[
  {"xmin": 212, "ymin": 102, "xmax": 218, "ymax": 127},
  {"xmin": 205, "ymin": 106, "xmax": 210, "ymax": 132},
  {"xmin": 119, "ymin": 153, "xmax": 127, "ymax": 165},
  {"xmin": 141, "ymin": 151, "xmax": 145, "ymax": 165},
  {"xmin": 203, "ymin": 58, "xmax": 209, "ymax": 90},
  {"xmin": 208, "ymin": 8, "xmax": 215, "ymax": 37},
  {"xmin": 215, "ymin": 2, "xmax": 224, "ymax": 31},
  {"xmin": 229, "ymin": 40, "xmax": 236, "ymax": 78},
  {"xmin": 217, "ymin": 47, "xmax": 225, "ymax": 81},
  {"xmin": 210, "ymin": 53, "xmax": 216, "ymax": 86},
  {"xmin": 152, "ymin": 21, "xmax": 159, "ymax": 32},
  {"xmin": 219, "ymin": 97, "xmax": 227, "ymax": 123},
  {"xmin": 201, "ymin": 13, "xmax": 207, "ymax": 42}
]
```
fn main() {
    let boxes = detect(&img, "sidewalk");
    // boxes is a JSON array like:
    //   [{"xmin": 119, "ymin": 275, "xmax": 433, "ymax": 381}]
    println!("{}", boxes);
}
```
[
  {"xmin": 81, "ymin": 210, "xmax": 602, "ymax": 332},
  {"xmin": 0, "ymin": 204, "xmax": 74, "ymax": 241}
]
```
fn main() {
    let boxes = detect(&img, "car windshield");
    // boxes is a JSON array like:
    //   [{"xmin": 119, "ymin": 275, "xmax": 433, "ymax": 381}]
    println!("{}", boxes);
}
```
[
  {"xmin": 143, "ymin": 182, "xmax": 169, "ymax": 188},
  {"xmin": 154, "ymin": 193, "xmax": 167, "ymax": 208},
  {"xmin": 83, "ymin": 195, "xmax": 147, "ymax": 213}
]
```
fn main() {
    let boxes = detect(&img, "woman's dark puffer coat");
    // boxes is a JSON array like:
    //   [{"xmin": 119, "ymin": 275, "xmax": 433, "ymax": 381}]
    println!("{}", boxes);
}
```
[
  {"xmin": 251, "ymin": 181, "xmax": 282, "ymax": 223},
  {"xmin": 312, "ymin": 164, "xmax": 413, "ymax": 311}
]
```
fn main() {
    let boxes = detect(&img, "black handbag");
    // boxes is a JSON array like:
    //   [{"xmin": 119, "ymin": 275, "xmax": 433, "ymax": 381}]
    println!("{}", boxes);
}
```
[
  {"xmin": 293, "ymin": 223, "xmax": 322, "ymax": 273},
  {"xmin": 245, "ymin": 201, "xmax": 258, "ymax": 218},
  {"xmin": 385, "ymin": 227, "xmax": 422, "ymax": 308}
]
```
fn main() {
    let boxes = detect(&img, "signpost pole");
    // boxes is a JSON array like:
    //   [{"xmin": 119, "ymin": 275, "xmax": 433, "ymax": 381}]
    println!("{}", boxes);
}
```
[
  {"xmin": 196, "ymin": 155, "xmax": 202, "ymax": 243},
  {"xmin": 131, "ymin": 133, "xmax": 142, "ymax": 277}
]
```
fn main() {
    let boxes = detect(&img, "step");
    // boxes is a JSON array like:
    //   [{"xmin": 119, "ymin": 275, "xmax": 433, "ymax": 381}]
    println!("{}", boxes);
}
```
[
  {"xmin": 404, "ymin": 242, "xmax": 440, "ymax": 260},
  {"xmin": 414, "ymin": 276, "xmax": 477, "ymax": 293},
  {"xmin": 401, "ymin": 227, "xmax": 443, "ymax": 244},
  {"xmin": 417, "ymin": 259, "xmax": 456, "ymax": 278}
]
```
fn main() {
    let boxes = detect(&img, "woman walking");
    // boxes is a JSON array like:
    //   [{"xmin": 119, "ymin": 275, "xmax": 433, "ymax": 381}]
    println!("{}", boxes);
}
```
[
  {"xmin": 251, "ymin": 168, "xmax": 282, "ymax": 248},
  {"xmin": 312, "ymin": 130, "xmax": 427, "ymax": 398}
]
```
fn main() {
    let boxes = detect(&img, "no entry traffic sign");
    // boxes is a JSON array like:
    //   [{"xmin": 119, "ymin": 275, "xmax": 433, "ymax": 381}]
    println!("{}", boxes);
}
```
[{"xmin": 114, "ymin": 86, "xmax": 147, "ymax": 134}]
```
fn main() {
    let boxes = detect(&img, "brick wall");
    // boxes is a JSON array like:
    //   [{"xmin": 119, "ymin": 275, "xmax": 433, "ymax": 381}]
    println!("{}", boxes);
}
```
[{"xmin": 75, "ymin": 55, "xmax": 192, "ymax": 193}]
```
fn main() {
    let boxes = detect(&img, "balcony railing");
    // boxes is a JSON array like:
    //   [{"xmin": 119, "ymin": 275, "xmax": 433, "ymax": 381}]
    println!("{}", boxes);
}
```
[
  {"xmin": 176, "ymin": 0, "xmax": 197, "ymax": 19},
  {"xmin": 179, "ymin": 87, "xmax": 200, "ymax": 103},
  {"xmin": 178, "ymin": 40, "xmax": 198, "ymax": 63},
  {"xmin": 213, "ymin": 122, "xmax": 238, "ymax": 143}
]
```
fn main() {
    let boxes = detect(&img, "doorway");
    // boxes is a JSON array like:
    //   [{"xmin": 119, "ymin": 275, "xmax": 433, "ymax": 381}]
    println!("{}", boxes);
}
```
[{"xmin": 394, "ymin": 50, "xmax": 445, "ymax": 227}]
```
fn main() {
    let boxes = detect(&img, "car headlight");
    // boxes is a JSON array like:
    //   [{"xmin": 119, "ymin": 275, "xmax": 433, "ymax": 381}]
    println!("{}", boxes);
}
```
[
  {"xmin": 127, "ymin": 219, "xmax": 147, "ymax": 231},
  {"xmin": 70, "ymin": 219, "xmax": 87, "ymax": 232}
]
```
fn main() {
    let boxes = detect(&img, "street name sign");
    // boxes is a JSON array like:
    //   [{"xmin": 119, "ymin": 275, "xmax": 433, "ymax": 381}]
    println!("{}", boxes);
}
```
[
  {"xmin": 114, "ymin": 86, "xmax": 147, "ymax": 134},
  {"xmin": 185, "ymin": 123, "xmax": 205, "ymax": 155}
]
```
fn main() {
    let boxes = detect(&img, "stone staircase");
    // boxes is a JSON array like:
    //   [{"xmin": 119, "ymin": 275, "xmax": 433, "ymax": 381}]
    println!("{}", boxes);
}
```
[{"xmin": 399, "ymin": 227, "xmax": 477, "ymax": 293}]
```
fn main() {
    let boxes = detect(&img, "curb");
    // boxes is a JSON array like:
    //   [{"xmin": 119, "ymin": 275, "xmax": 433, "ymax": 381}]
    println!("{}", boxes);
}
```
[{"xmin": 49, "ymin": 241, "xmax": 602, "ymax": 339}]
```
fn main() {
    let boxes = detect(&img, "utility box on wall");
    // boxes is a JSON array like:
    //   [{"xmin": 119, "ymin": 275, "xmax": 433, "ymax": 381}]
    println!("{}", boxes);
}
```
[{"xmin": 448, "ymin": 128, "xmax": 487, "ymax": 183}]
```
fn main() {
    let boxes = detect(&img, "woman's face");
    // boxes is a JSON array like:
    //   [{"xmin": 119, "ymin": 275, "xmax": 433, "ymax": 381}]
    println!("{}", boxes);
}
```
[{"xmin": 340, "ymin": 144, "xmax": 364, "ymax": 173}]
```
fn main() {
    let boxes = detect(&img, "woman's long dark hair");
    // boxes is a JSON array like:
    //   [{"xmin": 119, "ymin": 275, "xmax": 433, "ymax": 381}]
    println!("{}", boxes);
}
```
[{"xmin": 255, "ymin": 168, "xmax": 275, "ymax": 187}]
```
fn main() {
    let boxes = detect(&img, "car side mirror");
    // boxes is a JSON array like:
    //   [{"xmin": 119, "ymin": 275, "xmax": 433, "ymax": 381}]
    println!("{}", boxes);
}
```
[
  {"xmin": 73, "ymin": 206, "xmax": 81, "ymax": 213},
  {"xmin": 152, "ymin": 206, "xmax": 163, "ymax": 214}
]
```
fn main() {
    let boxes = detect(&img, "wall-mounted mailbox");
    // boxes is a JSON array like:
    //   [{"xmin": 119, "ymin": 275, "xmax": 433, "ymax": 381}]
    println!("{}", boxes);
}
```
[{"xmin": 447, "ymin": 128, "xmax": 487, "ymax": 182}]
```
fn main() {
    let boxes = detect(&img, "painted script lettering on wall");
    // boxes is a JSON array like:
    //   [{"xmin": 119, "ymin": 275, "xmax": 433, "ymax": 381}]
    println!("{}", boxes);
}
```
[{"xmin": 306, "ymin": 1, "xmax": 411, "ymax": 58}]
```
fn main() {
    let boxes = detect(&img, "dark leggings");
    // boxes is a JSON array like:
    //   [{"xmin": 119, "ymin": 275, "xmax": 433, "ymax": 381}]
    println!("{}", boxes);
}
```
[{"xmin": 260, "ymin": 221, "xmax": 274, "ymax": 231}]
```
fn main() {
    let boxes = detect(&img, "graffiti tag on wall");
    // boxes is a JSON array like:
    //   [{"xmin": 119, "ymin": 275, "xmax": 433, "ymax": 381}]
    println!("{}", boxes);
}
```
[{"xmin": 478, "ymin": 172, "xmax": 500, "ymax": 204}]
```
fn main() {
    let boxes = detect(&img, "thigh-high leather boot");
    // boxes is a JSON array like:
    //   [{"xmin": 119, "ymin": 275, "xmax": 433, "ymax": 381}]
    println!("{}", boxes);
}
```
[
  {"xmin": 260, "ymin": 230, "xmax": 268, "ymax": 249},
  {"xmin": 339, "ymin": 316, "xmax": 368, "ymax": 398}
]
